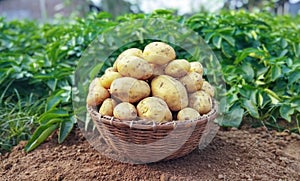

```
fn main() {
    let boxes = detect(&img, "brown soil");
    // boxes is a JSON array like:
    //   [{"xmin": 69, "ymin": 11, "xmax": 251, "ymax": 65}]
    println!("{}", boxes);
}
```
[{"xmin": 1, "ymin": 126, "xmax": 300, "ymax": 181}]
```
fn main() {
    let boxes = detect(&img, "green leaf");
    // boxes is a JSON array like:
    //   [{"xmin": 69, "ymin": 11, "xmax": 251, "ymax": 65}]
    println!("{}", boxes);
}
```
[
  {"xmin": 218, "ymin": 97, "xmax": 227, "ymax": 113},
  {"xmin": 281, "ymin": 39, "xmax": 288, "ymax": 48},
  {"xmin": 279, "ymin": 49, "xmax": 288, "ymax": 57},
  {"xmin": 45, "ymin": 90, "xmax": 65, "ymax": 111},
  {"xmin": 212, "ymin": 35, "xmax": 222, "ymax": 49},
  {"xmin": 271, "ymin": 65, "xmax": 281, "ymax": 81},
  {"xmin": 58, "ymin": 118, "xmax": 74, "ymax": 144},
  {"xmin": 241, "ymin": 63, "xmax": 254, "ymax": 80},
  {"xmin": 204, "ymin": 32, "xmax": 215, "ymax": 43},
  {"xmin": 38, "ymin": 109, "xmax": 69, "ymax": 125},
  {"xmin": 264, "ymin": 88, "xmax": 282, "ymax": 104},
  {"xmin": 279, "ymin": 104, "xmax": 294, "ymax": 122},
  {"xmin": 242, "ymin": 99, "xmax": 259, "ymax": 118},
  {"xmin": 219, "ymin": 105, "xmax": 244, "ymax": 127},
  {"xmin": 221, "ymin": 34, "xmax": 235, "ymax": 47},
  {"xmin": 258, "ymin": 93, "xmax": 263, "ymax": 107},
  {"xmin": 234, "ymin": 48, "xmax": 266, "ymax": 64},
  {"xmin": 226, "ymin": 93, "xmax": 239, "ymax": 107},
  {"xmin": 90, "ymin": 63, "xmax": 104, "ymax": 77},
  {"xmin": 289, "ymin": 71, "xmax": 300, "ymax": 84},
  {"xmin": 46, "ymin": 79, "xmax": 57, "ymax": 91},
  {"xmin": 292, "ymin": 42, "xmax": 300, "ymax": 57},
  {"xmin": 25, "ymin": 123, "xmax": 58, "ymax": 152},
  {"xmin": 221, "ymin": 42, "xmax": 233, "ymax": 58},
  {"xmin": 291, "ymin": 97, "xmax": 300, "ymax": 112}
]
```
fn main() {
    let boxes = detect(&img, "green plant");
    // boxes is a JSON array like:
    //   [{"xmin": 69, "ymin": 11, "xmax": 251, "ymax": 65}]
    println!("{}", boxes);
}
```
[
  {"xmin": 186, "ymin": 10, "xmax": 300, "ymax": 131},
  {"xmin": 0, "ymin": 13, "xmax": 117, "ymax": 152},
  {"xmin": 0, "ymin": 10, "xmax": 299, "ymax": 153},
  {"xmin": 0, "ymin": 88, "xmax": 45, "ymax": 152}
]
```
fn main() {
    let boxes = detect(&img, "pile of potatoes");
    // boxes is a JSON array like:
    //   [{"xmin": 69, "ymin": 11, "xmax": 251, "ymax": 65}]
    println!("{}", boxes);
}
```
[{"xmin": 87, "ymin": 42, "xmax": 215, "ymax": 123}]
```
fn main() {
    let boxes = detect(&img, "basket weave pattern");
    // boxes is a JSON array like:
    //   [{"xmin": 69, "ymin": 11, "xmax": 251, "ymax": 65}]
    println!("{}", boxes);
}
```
[{"xmin": 88, "ymin": 100, "xmax": 218, "ymax": 163}]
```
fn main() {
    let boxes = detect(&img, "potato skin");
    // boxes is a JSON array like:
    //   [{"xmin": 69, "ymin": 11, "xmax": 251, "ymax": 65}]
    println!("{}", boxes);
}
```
[
  {"xmin": 99, "ymin": 98, "xmax": 117, "ymax": 116},
  {"xmin": 143, "ymin": 42, "xmax": 176, "ymax": 65},
  {"xmin": 117, "ymin": 56, "xmax": 153, "ymax": 80},
  {"xmin": 189, "ymin": 90, "xmax": 212, "ymax": 114},
  {"xmin": 137, "ymin": 97, "xmax": 172, "ymax": 123},
  {"xmin": 201, "ymin": 81, "xmax": 215, "ymax": 97},
  {"xmin": 99, "ymin": 71, "xmax": 122, "ymax": 89},
  {"xmin": 179, "ymin": 72, "xmax": 203, "ymax": 93},
  {"xmin": 88, "ymin": 77, "xmax": 101, "ymax": 92},
  {"xmin": 177, "ymin": 107, "xmax": 200, "ymax": 121},
  {"xmin": 110, "ymin": 77, "xmax": 150, "ymax": 103},
  {"xmin": 151, "ymin": 75, "xmax": 188, "ymax": 111},
  {"xmin": 87, "ymin": 79, "xmax": 110, "ymax": 106},
  {"xmin": 105, "ymin": 67, "xmax": 116, "ymax": 74},
  {"xmin": 113, "ymin": 102, "xmax": 137, "ymax": 120},
  {"xmin": 189, "ymin": 62, "xmax": 203, "ymax": 76},
  {"xmin": 113, "ymin": 48, "xmax": 143, "ymax": 71},
  {"xmin": 165, "ymin": 59, "xmax": 190, "ymax": 78},
  {"xmin": 150, "ymin": 63, "xmax": 166, "ymax": 76}
]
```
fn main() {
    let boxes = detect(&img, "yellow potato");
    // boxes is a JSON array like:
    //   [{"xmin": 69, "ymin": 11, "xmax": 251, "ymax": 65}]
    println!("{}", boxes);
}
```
[
  {"xmin": 99, "ymin": 71, "xmax": 122, "ymax": 89},
  {"xmin": 113, "ymin": 48, "xmax": 143, "ymax": 71},
  {"xmin": 189, "ymin": 90, "xmax": 212, "ymax": 114},
  {"xmin": 150, "ymin": 63, "xmax": 166, "ymax": 76},
  {"xmin": 105, "ymin": 67, "xmax": 116, "ymax": 74},
  {"xmin": 86, "ymin": 79, "xmax": 110, "ymax": 106},
  {"xmin": 189, "ymin": 62, "xmax": 203, "ymax": 76},
  {"xmin": 113, "ymin": 102, "xmax": 137, "ymax": 120},
  {"xmin": 179, "ymin": 72, "xmax": 204, "ymax": 93},
  {"xmin": 143, "ymin": 42, "xmax": 176, "ymax": 65},
  {"xmin": 151, "ymin": 75, "xmax": 188, "ymax": 111},
  {"xmin": 88, "ymin": 77, "xmax": 101, "ymax": 92},
  {"xmin": 110, "ymin": 77, "xmax": 150, "ymax": 103},
  {"xmin": 117, "ymin": 56, "xmax": 153, "ymax": 80},
  {"xmin": 99, "ymin": 98, "xmax": 117, "ymax": 116},
  {"xmin": 165, "ymin": 59, "xmax": 190, "ymax": 78},
  {"xmin": 201, "ymin": 81, "xmax": 215, "ymax": 97},
  {"xmin": 137, "ymin": 97, "xmax": 172, "ymax": 123},
  {"xmin": 177, "ymin": 107, "xmax": 200, "ymax": 121}
]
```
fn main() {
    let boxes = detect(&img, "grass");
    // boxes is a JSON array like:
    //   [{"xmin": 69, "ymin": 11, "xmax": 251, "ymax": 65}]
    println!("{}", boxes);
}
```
[{"xmin": 0, "ymin": 88, "xmax": 45, "ymax": 153}]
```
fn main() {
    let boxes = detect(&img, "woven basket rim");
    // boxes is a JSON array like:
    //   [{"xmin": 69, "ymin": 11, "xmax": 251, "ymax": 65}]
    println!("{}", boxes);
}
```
[{"xmin": 87, "ymin": 99, "xmax": 218, "ymax": 131}]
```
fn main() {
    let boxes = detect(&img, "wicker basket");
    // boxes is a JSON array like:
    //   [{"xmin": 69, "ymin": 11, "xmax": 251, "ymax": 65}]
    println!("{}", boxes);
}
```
[{"xmin": 87, "ymin": 100, "xmax": 218, "ymax": 163}]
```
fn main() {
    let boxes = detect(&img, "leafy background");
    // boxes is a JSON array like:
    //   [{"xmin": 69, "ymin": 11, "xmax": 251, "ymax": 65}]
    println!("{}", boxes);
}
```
[{"xmin": 0, "ymin": 10, "xmax": 299, "ymax": 152}]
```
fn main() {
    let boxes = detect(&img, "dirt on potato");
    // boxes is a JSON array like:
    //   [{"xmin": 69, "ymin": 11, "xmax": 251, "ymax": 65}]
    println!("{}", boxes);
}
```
[{"xmin": 1, "ymin": 125, "xmax": 300, "ymax": 181}]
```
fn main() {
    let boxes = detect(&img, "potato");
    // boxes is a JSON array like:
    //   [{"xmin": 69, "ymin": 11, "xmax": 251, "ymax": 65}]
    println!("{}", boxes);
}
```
[
  {"xmin": 189, "ymin": 62, "xmax": 203, "ymax": 76},
  {"xmin": 143, "ymin": 42, "xmax": 176, "ymax": 65},
  {"xmin": 189, "ymin": 90, "xmax": 212, "ymax": 114},
  {"xmin": 105, "ymin": 67, "xmax": 116, "ymax": 74},
  {"xmin": 99, "ymin": 71, "xmax": 122, "ymax": 89},
  {"xmin": 113, "ymin": 48, "xmax": 143, "ymax": 71},
  {"xmin": 165, "ymin": 59, "xmax": 190, "ymax": 78},
  {"xmin": 201, "ymin": 80, "xmax": 215, "ymax": 97},
  {"xmin": 151, "ymin": 63, "xmax": 166, "ymax": 76},
  {"xmin": 87, "ymin": 79, "xmax": 110, "ymax": 106},
  {"xmin": 113, "ymin": 102, "xmax": 137, "ymax": 120},
  {"xmin": 110, "ymin": 77, "xmax": 150, "ymax": 103},
  {"xmin": 117, "ymin": 56, "xmax": 153, "ymax": 80},
  {"xmin": 151, "ymin": 75, "xmax": 188, "ymax": 111},
  {"xmin": 137, "ymin": 97, "xmax": 172, "ymax": 123},
  {"xmin": 99, "ymin": 98, "xmax": 117, "ymax": 116},
  {"xmin": 179, "ymin": 72, "xmax": 204, "ymax": 93},
  {"xmin": 177, "ymin": 107, "xmax": 200, "ymax": 121},
  {"xmin": 88, "ymin": 77, "xmax": 101, "ymax": 92}
]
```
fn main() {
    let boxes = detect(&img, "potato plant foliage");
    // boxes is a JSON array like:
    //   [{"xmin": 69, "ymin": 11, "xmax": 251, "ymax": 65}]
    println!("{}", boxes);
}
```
[{"xmin": 0, "ymin": 10, "xmax": 299, "ymax": 152}]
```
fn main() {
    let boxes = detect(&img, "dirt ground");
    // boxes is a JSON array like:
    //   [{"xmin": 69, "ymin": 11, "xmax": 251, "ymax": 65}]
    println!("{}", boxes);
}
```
[{"xmin": 1, "ymin": 125, "xmax": 300, "ymax": 181}]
